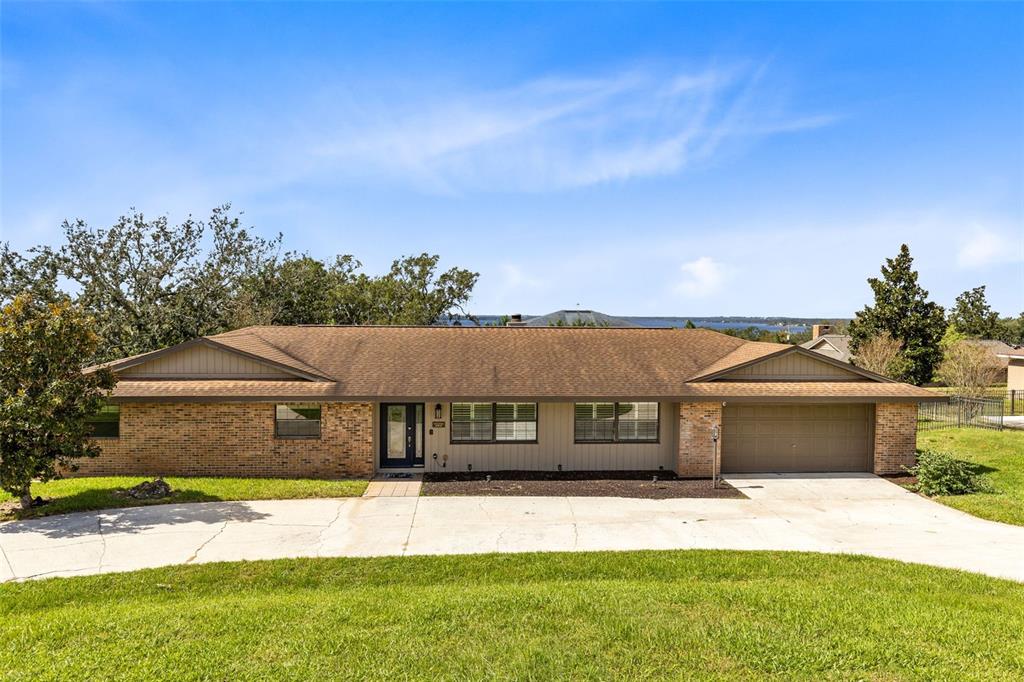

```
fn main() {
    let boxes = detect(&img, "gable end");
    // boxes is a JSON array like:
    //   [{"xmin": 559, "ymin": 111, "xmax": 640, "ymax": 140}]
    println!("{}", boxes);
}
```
[
  {"xmin": 114, "ymin": 339, "xmax": 315, "ymax": 380},
  {"xmin": 703, "ymin": 347, "xmax": 889, "ymax": 383}
]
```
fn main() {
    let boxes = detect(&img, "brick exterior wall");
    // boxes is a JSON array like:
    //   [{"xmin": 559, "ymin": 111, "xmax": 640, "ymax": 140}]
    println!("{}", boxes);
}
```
[
  {"xmin": 873, "ymin": 402, "xmax": 918, "ymax": 475},
  {"xmin": 678, "ymin": 402, "xmax": 722, "ymax": 478},
  {"xmin": 76, "ymin": 402, "xmax": 375, "ymax": 479}
]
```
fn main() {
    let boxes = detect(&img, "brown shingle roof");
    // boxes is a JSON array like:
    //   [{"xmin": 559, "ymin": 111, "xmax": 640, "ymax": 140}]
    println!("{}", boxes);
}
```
[
  {"xmin": 208, "ymin": 326, "xmax": 752, "ymax": 399},
  {"xmin": 685, "ymin": 341, "xmax": 788, "ymax": 379},
  {"xmin": 681, "ymin": 382, "xmax": 941, "ymax": 402},
  {"xmin": 102, "ymin": 325, "xmax": 938, "ymax": 402}
]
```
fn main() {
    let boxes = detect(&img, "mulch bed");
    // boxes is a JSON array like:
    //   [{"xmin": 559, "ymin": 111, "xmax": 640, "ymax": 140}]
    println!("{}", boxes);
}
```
[
  {"xmin": 421, "ymin": 470, "xmax": 745, "ymax": 499},
  {"xmin": 879, "ymin": 473, "xmax": 918, "ymax": 489}
]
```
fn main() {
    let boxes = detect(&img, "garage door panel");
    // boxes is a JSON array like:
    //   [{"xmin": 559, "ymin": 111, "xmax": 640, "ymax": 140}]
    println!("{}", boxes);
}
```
[{"xmin": 722, "ymin": 403, "xmax": 872, "ymax": 473}]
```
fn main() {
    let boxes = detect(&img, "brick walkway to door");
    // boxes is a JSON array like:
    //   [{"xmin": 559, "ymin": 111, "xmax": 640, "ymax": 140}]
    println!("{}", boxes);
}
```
[{"xmin": 363, "ymin": 474, "xmax": 423, "ymax": 497}]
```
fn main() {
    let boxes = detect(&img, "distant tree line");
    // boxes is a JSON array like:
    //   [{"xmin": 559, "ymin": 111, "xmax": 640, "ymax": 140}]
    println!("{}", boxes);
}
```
[{"xmin": 1, "ymin": 205, "xmax": 479, "ymax": 363}]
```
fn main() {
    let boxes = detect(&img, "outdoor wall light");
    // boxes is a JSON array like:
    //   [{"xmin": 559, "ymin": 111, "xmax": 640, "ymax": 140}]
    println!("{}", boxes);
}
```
[{"xmin": 434, "ymin": 403, "xmax": 442, "ymax": 419}]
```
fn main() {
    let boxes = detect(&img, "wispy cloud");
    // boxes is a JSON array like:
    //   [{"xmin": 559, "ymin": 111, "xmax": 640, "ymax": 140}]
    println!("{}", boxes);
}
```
[
  {"xmin": 956, "ymin": 225, "xmax": 1024, "ymax": 269},
  {"xmin": 311, "ymin": 63, "xmax": 834, "ymax": 193},
  {"xmin": 673, "ymin": 256, "xmax": 728, "ymax": 298}
]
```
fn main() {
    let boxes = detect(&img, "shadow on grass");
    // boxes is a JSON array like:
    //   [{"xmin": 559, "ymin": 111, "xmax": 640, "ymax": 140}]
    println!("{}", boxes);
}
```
[
  {"xmin": 966, "ymin": 462, "xmax": 999, "ymax": 476},
  {"xmin": 0, "ymin": 488, "xmax": 270, "ymax": 539}
]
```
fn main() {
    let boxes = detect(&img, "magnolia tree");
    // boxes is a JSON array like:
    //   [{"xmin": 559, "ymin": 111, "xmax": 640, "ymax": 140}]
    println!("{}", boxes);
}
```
[
  {"xmin": 0, "ymin": 295, "xmax": 116, "ymax": 509},
  {"xmin": 936, "ymin": 340, "xmax": 1002, "ymax": 399},
  {"xmin": 848, "ymin": 245, "xmax": 946, "ymax": 385}
]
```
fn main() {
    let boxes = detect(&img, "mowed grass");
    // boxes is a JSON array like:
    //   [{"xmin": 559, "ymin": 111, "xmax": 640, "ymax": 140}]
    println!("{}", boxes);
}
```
[
  {"xmin": 1, "ymin": 551, "xmax": 1022, "ymax": 680},
  {"xmin": 0, "ymin": 476, "xmax": 367, "ymax": 521},
  {"xmin": 918, "ymin": 429, "xmax": 1024, "ymax": 526}
]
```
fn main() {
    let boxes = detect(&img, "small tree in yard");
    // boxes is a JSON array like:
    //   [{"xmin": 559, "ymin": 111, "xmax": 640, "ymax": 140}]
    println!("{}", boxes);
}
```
[
  {"xmin": 935, "ymin": 339, "xmax": 1002, "ymax": 399},
  {"xmin": 853, "ymin": 332, "xmax": 906, "ymax": 378},
  {"xmin": 0, "ymin": 295, "xmax": 116, "ymax": 509}
]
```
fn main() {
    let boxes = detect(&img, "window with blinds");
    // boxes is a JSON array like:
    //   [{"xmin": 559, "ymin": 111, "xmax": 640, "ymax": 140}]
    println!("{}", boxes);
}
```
[
  {"xmin": 451, "ymin": 402, "xmax": 537, "ymax": 443},
  {"xmin": 573, "ymin": 402, "xmax": 615, "ymax": 441},
  {"xmin": 574, "ymin": 402, "xmax": 659, "ymax": 443}
]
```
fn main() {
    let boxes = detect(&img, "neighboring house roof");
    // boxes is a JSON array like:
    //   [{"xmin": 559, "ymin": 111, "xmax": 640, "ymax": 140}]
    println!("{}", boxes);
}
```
[
  {"xmin": 799, "ymin": 334, "xmax": 852, "ymax": 363},
  {"xmin": 95, "ymin": 325, "xmax": 940, "ymax": 402},
  {"xmin": 967, "ymin": 339, "xmax": 1023, "ymax": 367},
  {"xmin": 523, "ymin": 310, "xmax": 637, "ymax": 327}
]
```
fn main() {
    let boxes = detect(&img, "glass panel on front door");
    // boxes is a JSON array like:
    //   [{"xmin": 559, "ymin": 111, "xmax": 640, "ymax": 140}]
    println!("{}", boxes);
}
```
[
  {"xmin": 380, "ymin": 403, "xmax": 425, "ymax": 468},
  {"xmin": 386, "ymin": 405, "xmax": 407, "ymax": 461},
  {"xmin": 415, "ymin": 404, "xmax": 424, "ymax": 458}
]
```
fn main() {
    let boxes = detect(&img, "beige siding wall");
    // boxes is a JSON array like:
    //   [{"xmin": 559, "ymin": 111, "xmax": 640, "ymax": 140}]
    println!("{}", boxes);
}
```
[
  {"xmin": 1008, "ymin": 359, "xmax": 1024, "ymax": 392},
  {"xmin": 121, "ymin": 344, "xmax": 295, "ymax": 379},
  {"xmin": 718, "ymin": 352, "xmax": 863, "ymax": 381},
  {"xmin": 376, "ymin": 401, "xmax": 678, "ymax": 472}
]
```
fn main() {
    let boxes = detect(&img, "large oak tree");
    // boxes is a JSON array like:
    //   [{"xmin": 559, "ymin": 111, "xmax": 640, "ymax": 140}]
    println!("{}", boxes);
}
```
[{"xmin": 2, "ymin": 206, "xmax": 479, "ymax": 362}]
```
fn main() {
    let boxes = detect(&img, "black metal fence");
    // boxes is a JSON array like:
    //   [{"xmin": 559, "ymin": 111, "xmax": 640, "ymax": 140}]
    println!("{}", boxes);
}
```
[
  {"xmin": 918, "ymin": 396, "xmax": 1005, "ymax": 432},
  {"xmin": 929, "ymin": 388, "xmax": 1022, "ymax": 415}
]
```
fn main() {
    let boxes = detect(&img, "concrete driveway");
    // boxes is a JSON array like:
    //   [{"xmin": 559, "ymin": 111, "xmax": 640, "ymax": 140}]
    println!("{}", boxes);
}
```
[{"xmin": 2, "ymin": 473, "xmax": 1022, "ymax": 582}]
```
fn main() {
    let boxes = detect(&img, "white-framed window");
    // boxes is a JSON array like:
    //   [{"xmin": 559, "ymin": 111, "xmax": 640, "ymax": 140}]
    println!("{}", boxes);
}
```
[
  {"xmin": 574, "ymin": 402, "xmax": 659, "ymax": 443},
  {"xmin": 451, "ymin": 402, "xmax": 537, "ymax": 443}
]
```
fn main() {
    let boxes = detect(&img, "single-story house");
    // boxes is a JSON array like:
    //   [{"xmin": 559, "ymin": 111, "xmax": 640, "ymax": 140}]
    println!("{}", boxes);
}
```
[
  {"xmin": 800, "ymin": 325, "xmax": 852, "ymax": 363},
  {"xmin": 969, "ymin": 339, "xmax": 1022, "ymax": 385},
  {"xmin": 995, "ymin": 346, "xmax": 1024, "ymax": 392},
  {"xmin": 81, "ymin": 325, "xmax": 941, "ymax": 480}
]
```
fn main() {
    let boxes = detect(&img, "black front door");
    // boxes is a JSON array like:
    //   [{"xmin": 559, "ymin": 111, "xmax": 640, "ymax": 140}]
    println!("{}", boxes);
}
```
[{"xmin": 380, "ymin": 403, "xmax": 425, "ymax": 468}]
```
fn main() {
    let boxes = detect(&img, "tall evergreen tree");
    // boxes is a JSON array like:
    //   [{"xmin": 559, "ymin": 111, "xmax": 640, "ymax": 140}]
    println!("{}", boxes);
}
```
[
  {"xmin": 948, "ymin": 285, "xmax": 999, "ymax": 338},
  {"xmin": 848, "ymin": 244, "xmax": 946, "ymax": 385}
]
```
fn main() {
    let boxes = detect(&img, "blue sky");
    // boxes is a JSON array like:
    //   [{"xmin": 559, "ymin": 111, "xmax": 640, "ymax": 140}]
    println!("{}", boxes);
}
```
[{"xmin": 2, "ymin": 2, "xmax": 1022, "ymax": 318}]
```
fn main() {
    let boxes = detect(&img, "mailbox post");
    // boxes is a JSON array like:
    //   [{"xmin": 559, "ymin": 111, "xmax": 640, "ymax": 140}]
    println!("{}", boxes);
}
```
[{"xmin": 711, "ymin": 424, "xmax": 721, "ymax": 489}]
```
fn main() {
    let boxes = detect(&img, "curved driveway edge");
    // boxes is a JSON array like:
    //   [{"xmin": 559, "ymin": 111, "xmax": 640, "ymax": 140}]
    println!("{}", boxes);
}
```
[{"xmin": 1, "ymin": 474, "xmax": 1022, "ymax": 582}]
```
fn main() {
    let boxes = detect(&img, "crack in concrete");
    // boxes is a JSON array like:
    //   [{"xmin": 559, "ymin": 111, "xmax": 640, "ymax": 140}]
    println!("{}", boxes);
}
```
[
  {"xmin": 96, "ymin": 517, "xmax": 107, "ymax": 571},
  {"xmin": 185, "ymin": 521, "xmax": 228, "ymax": 564},
  {"xmin": 17, "ymin": 566, "xmax": 95, "ymax": 581},
  {"xmin": 495, "ymin": 526, "xmax": 510, "ymax": 552},
  {"xmin": 251, "ymin": 521, "xmax": 334, "ymax": 529},
  {"xmin": 317, "ymin": 501, "xmax": 347, "ymax": 557},
  {"xmin": 566, "ymin": 498, "xmax": 580, "ymax": 550},
  {"xmin": 0, "ymin": 538, "xmax": 15, "ymax": 579},
  {"xmin": 401, "ymin": 496, "xmax": 420, "ymax": 555}
]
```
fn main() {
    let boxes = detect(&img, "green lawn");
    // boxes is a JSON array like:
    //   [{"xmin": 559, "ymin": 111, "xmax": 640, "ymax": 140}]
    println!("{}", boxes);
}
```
[
  {"xmin": 0, "ymin": 476, "xmax": 367, "ymax": 521},
  {"xmin": 918, "ymin": 429, "xmax": 1024, "ymax": 526},
  {"xmin": 1, "ymin": 551, "xmax": 1021, "ymax": 680}
]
